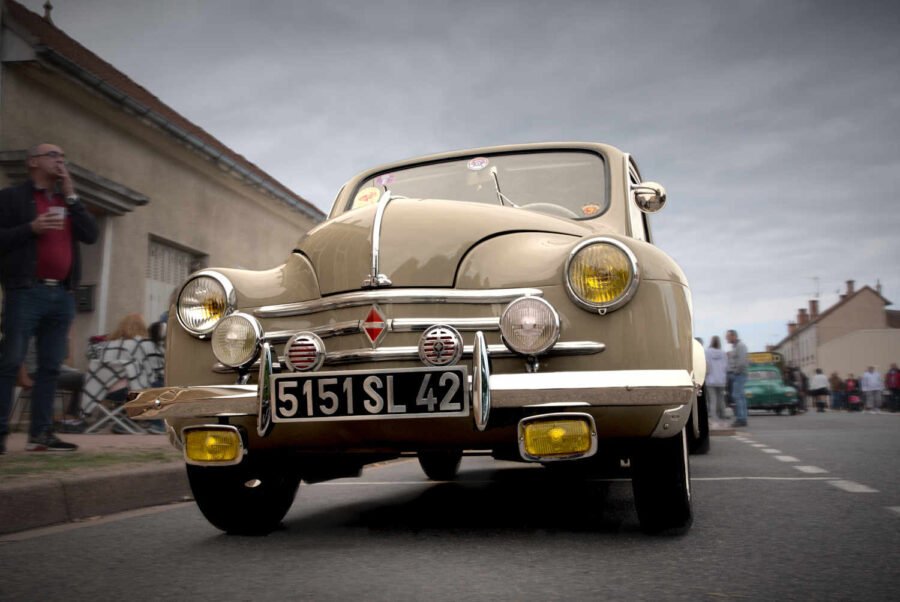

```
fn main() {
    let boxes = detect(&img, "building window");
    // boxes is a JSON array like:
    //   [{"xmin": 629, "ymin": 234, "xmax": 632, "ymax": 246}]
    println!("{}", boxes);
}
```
[{"xmin": 145, "ymin": 238, "xmax": 204, "ymax": 324}]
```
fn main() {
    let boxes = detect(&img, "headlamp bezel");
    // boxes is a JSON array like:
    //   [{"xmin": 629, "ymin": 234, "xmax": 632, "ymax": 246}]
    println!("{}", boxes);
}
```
[
  {"xmin": 176, "ymin": 270, "xmax": 237, "ymax": 338},
  {"xmin": 564, "ymin": 237, "xmax": 640, "ymax": 313}
]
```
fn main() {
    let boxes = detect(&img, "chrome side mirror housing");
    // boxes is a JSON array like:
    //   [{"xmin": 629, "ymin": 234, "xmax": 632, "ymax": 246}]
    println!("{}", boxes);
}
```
[{"xmin": 632, "ymin": 181, "xmax": 667, "ymax": 213}]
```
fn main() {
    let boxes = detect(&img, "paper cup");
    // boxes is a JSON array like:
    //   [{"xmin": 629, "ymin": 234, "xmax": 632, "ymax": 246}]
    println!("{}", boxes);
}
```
[{"xmin": 47, "ymin": 205, "xmax": 66, "ymax": 228}]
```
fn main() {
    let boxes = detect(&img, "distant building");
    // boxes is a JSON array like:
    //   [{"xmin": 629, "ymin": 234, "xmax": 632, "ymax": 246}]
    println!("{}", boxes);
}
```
[
  {"xmin": 774, "ymin": 280, "xmax": 900, "ymax": 378},
  {"xmin": 0, "ymin": 1, "xmax": 325, "ymax": 368}
]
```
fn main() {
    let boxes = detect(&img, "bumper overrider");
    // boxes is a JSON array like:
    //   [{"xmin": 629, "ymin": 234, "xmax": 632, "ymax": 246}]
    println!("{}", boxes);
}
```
[{"xmin": 125, "ymin": 333, "xmax": 695, "ymax": 462}]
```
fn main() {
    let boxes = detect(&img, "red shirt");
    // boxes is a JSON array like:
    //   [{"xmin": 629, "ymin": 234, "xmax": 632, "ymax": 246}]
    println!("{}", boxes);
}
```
[{"xmin": 34, "ymin": 189, "xmax": 72, "ymax": 280}]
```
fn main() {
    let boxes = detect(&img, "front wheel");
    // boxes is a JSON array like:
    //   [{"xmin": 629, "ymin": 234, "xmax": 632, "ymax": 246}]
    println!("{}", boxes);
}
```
[
  {"xmin": 418, "ymin": 450, "xmax": 463, "ymax": 480},
  {"xmin": 187, "ymin": 459, "xmax": 300, "ymax": 535},
  {"xmin": 631, "ymin": 430, "xmax": 693, "ymax": 535}
]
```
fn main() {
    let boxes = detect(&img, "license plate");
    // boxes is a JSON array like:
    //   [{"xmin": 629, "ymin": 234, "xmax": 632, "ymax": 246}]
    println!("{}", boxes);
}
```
[{"xmin": 271, "ymin": 366, "xmax": 469, "ymax": 422}]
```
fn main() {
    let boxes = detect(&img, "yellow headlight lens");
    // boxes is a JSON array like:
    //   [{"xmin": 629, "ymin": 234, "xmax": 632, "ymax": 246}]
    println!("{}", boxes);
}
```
[
  {"xmin": 523, "ymin": 419, "xmax": 592, "ymax": 458},
  {"xmin": 185, "ymin": 429, "xmax": 242, "ymax": 463},
  {"xmin": 177, "ymin": 274, "xmax": 233, "ymax": 335},
  {"xmin": 567, "ymin": 241, "xmax": 636, "ymax": 309}
]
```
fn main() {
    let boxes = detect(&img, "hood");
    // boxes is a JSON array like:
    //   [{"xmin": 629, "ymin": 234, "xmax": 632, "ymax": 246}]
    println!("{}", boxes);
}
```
[{"xmin": 298, "ymin": 198, "xmax": 590, "ymax": 295}]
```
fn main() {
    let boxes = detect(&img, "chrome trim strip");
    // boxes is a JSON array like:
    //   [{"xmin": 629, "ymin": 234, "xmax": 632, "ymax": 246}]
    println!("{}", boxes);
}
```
[
  {"xmin": 211, "ymin": 341, "xmax": 605, "ymax": 372},
  {"xmin": 254, "ymin": 288, "xmax": 543, "ymax": 318},
  {"xmin": 489, "ymin": 369, "xmax": 695, "ymax": 407},
  {"xmin": 362, "ymin": 190, "xmax": 394, "ymax": 288},
  {"xmin": 265, "ymin": 321, "xmax": 361, "ymax": 343},
  {"xmin": 650, "ymin": 404, "xmax": 689, "ymax": 438},
  {"xmin": 473, "ymin": 331, "xmax": 491, "ymax": 431},
  {"xmin": 390, "ymin": 317, "xmax": 500, "ymax": 332},
  {"xmin": 182, "ymin": 424, "xmax": 245, "ymax": 467},
  {"xmin": 517, "ymin": 412, "xmax": 598, "ymax": 462}
]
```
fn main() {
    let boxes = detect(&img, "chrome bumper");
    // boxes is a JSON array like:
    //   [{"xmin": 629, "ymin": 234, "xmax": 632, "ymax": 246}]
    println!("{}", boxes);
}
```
[{"xmin": 126, "ymin": 331, "xmax": 695, "ymax": 439}]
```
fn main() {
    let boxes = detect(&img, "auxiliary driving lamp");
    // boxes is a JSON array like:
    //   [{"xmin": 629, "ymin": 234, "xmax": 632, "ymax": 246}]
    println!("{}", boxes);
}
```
[
  {"xmin": 518, "ymin": 413, "xmax": 598, "ymax": 461},
  {"xmin": 184, "ymin": 427, "xmax": 244, "ymax": 465}
]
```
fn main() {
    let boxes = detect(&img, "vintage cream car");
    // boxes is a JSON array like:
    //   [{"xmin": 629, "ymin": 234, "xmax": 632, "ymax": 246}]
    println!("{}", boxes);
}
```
[{"xmin": 127, "ymin": 142, "xmax": 707, "ymax": 535}]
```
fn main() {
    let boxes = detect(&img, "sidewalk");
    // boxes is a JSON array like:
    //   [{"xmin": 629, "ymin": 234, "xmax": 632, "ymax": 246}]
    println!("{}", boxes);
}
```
[{"xmin": 0, "ymin": 432, "xmax": 190, "ymax": 535}]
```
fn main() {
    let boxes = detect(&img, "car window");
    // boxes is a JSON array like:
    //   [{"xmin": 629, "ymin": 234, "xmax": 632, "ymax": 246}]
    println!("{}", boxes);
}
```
[
  {"xmin": 749, "ymin": 370, "xmax": 781, "ymax": 381},
  {"xmin": 346, "ymin": 151, "xmax": 607, "ymax": 220}
]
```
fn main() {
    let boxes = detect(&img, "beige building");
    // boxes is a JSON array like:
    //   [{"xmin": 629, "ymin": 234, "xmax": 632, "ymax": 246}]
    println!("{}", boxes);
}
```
[
  {"xmin": 774, "ymin": 280, "xmax": 900, "ymax": 378},
  {"xmin": 0, "ymin": 1, "xmax": 324, "ymax": 369}
]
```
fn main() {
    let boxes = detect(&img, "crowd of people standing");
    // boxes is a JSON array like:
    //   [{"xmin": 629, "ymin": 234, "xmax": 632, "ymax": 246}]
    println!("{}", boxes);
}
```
[
  {"xmin": 796, "ymin": 364, "xmax": 900, "ymax": 413},
  {"xmin": 704, "ymin": 329, "xmax": 899, "ymax": 426}
]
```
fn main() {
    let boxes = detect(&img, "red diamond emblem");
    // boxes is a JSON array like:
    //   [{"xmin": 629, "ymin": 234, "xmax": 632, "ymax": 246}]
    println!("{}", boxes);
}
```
[{"xmin": 362, "ymin": 305, "xmax": 387, "ymax": 347}]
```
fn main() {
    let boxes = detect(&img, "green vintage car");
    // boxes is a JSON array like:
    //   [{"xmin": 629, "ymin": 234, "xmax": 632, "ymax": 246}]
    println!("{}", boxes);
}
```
[{"xmin": 745, "ymin": 364, "xmax": 798, "ymax": 414}]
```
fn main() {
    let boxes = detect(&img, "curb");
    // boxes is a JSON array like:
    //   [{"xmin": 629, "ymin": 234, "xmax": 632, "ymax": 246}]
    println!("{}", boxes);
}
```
[{"xmin": 0, "ymin": 462, "xmax": 191, "ymax": 535}]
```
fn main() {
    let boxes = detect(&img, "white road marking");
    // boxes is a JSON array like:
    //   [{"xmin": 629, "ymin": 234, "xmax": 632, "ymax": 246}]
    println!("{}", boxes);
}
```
[
  {"xmin": 694, "ymin": 476, "xmax": 831, "ymax": 481},
  {"xmin": 887, "ymin": 507, "xmax": 900, "ymax": 517},
  {"xmin": 794, "ymin": 465, "xmax": 829, "ymax": 474},
  {"xmin": 775, "ymin": 455, "xmax": 799, "ymax": 462},
  {"xmin": 761, "ymin": 448, "xmax": 782, "ymax": 454},
  {"xmin": 751, "ymin": 443, "xmax": 767, "ymax": 447},
  {"xmin": 828, "ymin": 480, "xmax": 878, "ymax": 493}
]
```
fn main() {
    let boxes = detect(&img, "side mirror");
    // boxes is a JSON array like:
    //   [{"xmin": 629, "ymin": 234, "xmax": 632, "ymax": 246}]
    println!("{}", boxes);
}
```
[{"xmin": 632, "ymin": 181, "xmax": 667, "ymax": 213}]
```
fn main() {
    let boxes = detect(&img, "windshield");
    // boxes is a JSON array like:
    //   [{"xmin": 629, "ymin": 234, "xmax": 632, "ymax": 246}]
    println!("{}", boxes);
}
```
[
  {"xmin": 346, "ymin": 150, "xmax": 607, "ymax": 219},
  {"xmin": 749, "ymin": 370, "xmax": 782, "ymax": 382}
]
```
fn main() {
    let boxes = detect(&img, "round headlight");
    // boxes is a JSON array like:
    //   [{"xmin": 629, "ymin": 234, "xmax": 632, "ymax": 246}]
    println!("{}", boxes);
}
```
[
  {"xmin": 565, "ymin": 238, "xmax": 639, "ymax": 313},
  {"xmin": 176, "ymin": 272, "xmax": 236, "ymax": 336},
  {"xmin": 211, "ymin": 312, "xmax": 262, "ymax": 368},
  {"xmin": 500, "ymin": 297, "xmax": 560, "ymax": 355}
]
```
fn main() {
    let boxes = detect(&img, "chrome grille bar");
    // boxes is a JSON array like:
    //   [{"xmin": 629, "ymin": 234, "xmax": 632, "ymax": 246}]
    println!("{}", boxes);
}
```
[
  {"xmin": 390, "ymin": 317, "xmax": 500, "ymax": 332},
  {"xmin": 262, "ymin": 317, "xmax": 501, "ymax": 345},
  {"xmin": 213, "ymin": 341, "xmax": 604, "ymax": 373},
  {"xmin": 254, "ymin": 288, "xmax": 543, "ymax": 318}
]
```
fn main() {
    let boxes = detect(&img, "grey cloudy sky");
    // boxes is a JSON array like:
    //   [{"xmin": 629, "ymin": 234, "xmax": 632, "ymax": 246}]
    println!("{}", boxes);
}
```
[{"xmin": 22, "ymin": 0, "xmax": 900, "ymax": 353}]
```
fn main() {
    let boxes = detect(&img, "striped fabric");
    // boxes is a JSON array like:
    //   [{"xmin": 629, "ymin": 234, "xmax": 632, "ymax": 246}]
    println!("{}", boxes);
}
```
[{"xmin": 83, "ymin": 338, "xmax": 163, "ymax": 412}]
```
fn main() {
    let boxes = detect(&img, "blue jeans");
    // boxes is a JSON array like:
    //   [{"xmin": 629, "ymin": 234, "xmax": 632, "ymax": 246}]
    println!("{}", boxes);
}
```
[
  {"xmin": 831, "ymin": 391, "xmax": 845, "ymax": 410},
  {"xmin": 731, "ymin": 372, "xmax": 748, "ymax": 423},
  {"xmin": 0, "ymin": 285, "xmax": 75, "ymax": 437}
]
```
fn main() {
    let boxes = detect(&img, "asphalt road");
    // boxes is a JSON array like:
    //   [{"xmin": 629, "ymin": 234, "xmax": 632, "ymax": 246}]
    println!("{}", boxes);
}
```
[{"xmin": 2, "ymin": 412, "xmax": 898, "ymax": 601}]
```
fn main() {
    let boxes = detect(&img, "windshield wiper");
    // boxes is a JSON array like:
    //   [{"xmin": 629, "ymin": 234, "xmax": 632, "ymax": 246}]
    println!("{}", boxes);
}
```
[{"xmin": 490, "ymin": 167, "xmax": 519, "ymax": 208}]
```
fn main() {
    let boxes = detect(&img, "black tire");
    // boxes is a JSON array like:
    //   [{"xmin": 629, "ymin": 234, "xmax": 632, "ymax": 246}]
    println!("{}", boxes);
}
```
[
  {"xmin": 687, "ymin": 394, "xmax": 710, "ymax": 455},
  {"xmin": 774, "ymin": 407, "xmax": 783, "ymax": 415},
  {"xmin": 186, "ymin": 459, "xmax": 300, "ymax": 535},
  {"xmin": 417, "ymin": 450, "xmax": 463, "ymax": 480},
  {"xmin": 632, "ymin": 430, "xmax": 693, "ymax": 535},
  {"xmin": 789, "ymin": 405, "xmax": 797, "ymax": 416}
]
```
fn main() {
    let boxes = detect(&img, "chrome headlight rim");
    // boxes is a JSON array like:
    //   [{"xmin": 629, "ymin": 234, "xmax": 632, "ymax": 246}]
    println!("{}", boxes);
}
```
[
  {"xmin": 176, "ymin": 270, "xmax": 237, "ymax": 337},
  {"xmin": 564, "ymin": 236, "xmax": 640, "ymax": 313},
  {"xmin": 500, "ymin": 296, "xmax": 561, "ymax": 356},
  {"xmin": 211, "ymin": 312, "xmax": 263, "ymax": 369}
]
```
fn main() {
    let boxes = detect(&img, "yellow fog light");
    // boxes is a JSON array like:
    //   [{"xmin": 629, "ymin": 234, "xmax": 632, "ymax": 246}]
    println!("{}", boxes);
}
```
[
  {"xmin": 518, "ymin": 413, "xmax": 597, "ymax": 461},
  {"xmin": 184, "ymin": 427, "xmax": 244, "ymax": 465}
]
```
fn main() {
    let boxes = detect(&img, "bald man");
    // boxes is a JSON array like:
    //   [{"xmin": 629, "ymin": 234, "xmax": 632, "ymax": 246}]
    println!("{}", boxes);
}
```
[{"xmin": 0, "ymin": 143, "xmax": 98, "ymax": 453}]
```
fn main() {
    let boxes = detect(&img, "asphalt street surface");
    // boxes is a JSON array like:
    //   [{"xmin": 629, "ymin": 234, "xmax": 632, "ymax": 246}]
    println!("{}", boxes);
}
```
[{"xmin": 2, "ymin": 411, "xmax": 898, "ymax": 601}]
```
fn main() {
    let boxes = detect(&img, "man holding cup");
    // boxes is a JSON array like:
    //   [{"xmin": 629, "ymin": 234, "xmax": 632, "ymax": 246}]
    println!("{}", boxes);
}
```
[{"xmin": 0, "ymin": 143, "xmax": 98, "ymax": 453}]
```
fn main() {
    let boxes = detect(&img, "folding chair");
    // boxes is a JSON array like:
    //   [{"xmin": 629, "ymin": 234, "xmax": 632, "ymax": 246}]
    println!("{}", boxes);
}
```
[{"xmin": 83, "ymin": 361, "xmax": 146, "ymax": 434}]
